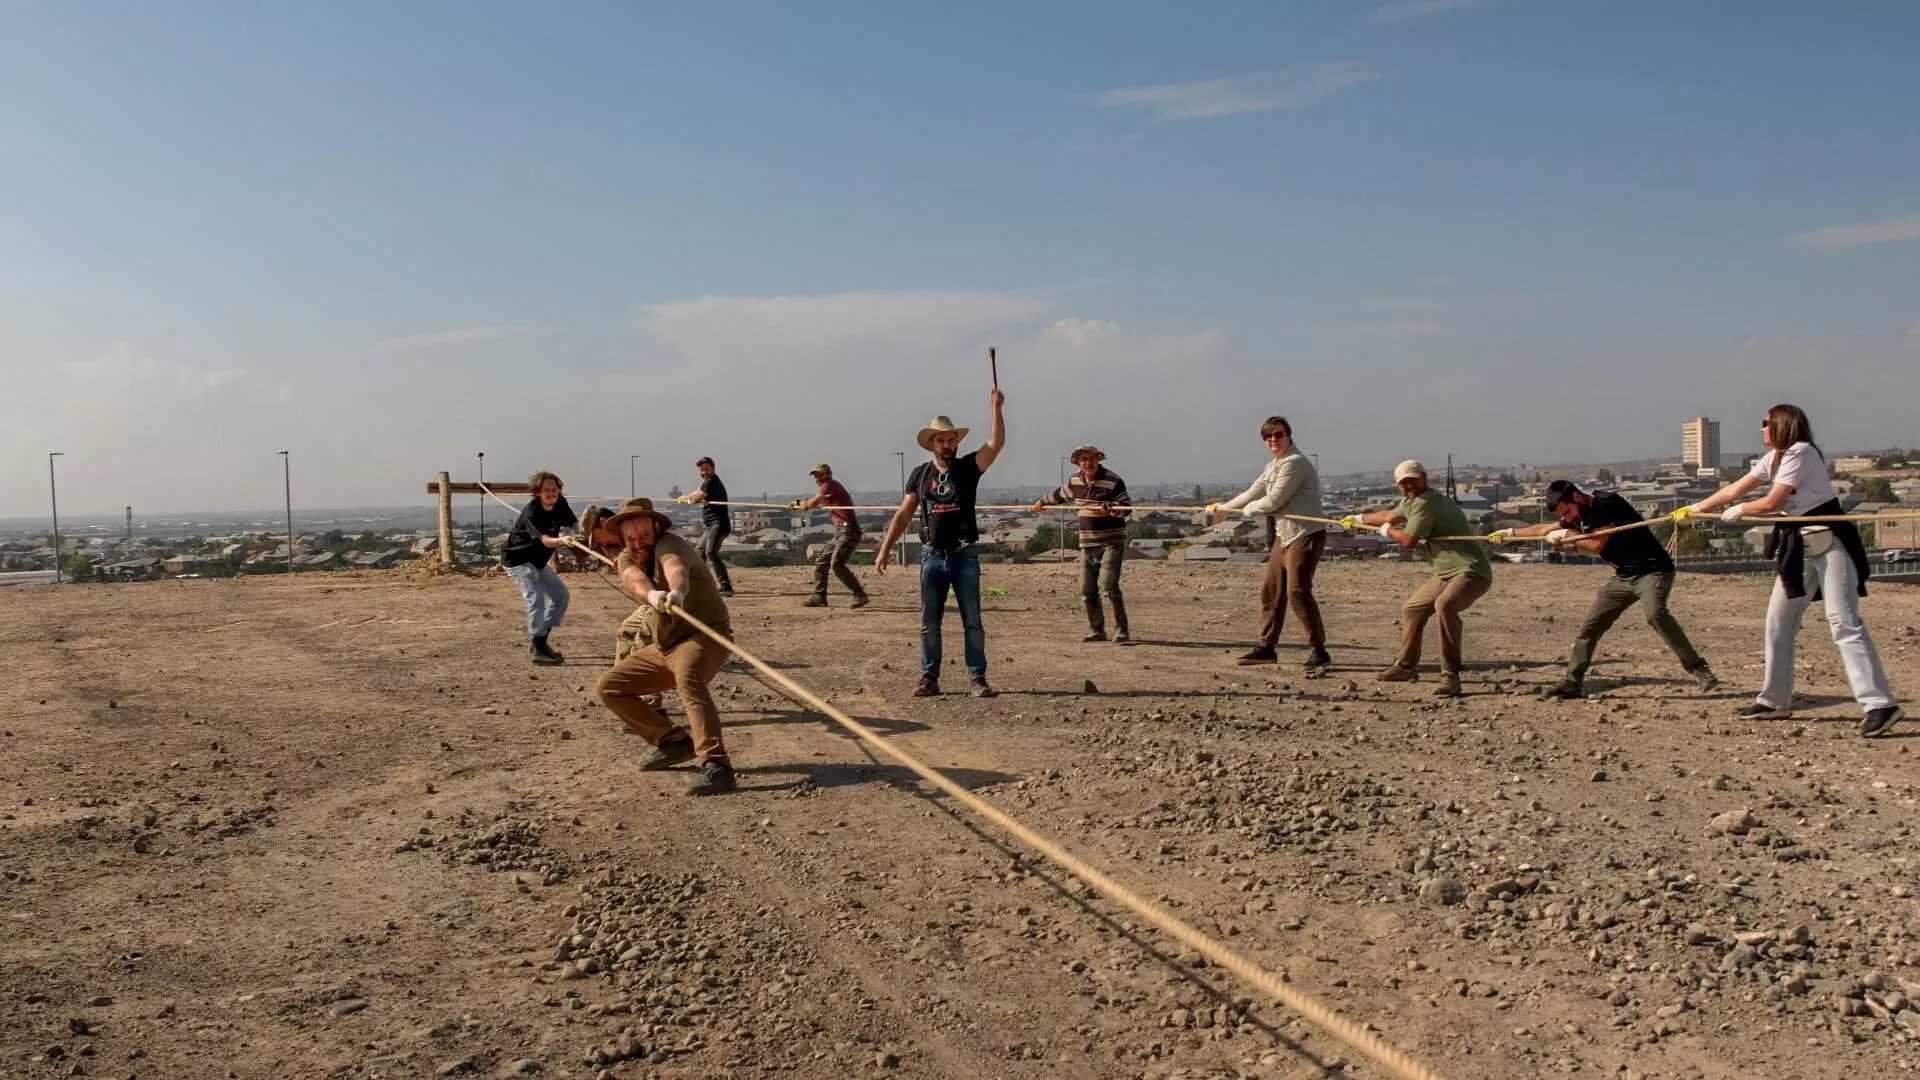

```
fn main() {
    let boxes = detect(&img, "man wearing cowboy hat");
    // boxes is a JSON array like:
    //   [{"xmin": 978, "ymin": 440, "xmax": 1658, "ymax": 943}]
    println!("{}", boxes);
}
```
[
  {"xmin": 1342, "ymin": 460, "xmax": 1493, "ymax": 699},
  {"xmin": 876, "ymin": 386, "xmax": 1007, "ymax": 698},
  {"xmin": 790, "ymin": 463, "xmax": 869, "ymax": 609},
  {"xmin": 1034, "ymin": 444, "xmax": 1133, "ymax": 643},
  {"xmin": 593, "ymin": 498, "xmax": 739, "ymax": 795}
]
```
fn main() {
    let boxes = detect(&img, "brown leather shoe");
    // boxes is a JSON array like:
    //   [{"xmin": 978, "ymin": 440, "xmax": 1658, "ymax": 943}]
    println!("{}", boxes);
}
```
[
  {"xmin": 1376, "ymin": 664, "xmax": 1418, "ymax": 683},
  {"xmin": 912, "ymin": 675, "xmax": 940, "ymax": 697}
]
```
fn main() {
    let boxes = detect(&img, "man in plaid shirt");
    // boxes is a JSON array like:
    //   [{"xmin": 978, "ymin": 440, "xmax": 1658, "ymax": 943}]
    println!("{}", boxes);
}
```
[{"xmin": 1035, "ymin": 444, "xmax": 1134, "ymax": 643}]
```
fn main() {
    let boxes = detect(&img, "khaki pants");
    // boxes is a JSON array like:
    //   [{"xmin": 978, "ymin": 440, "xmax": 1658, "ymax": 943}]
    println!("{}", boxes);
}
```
[
  {"xmin": 614, "ymin": 605, "xmax": 655, "ymax": 660},
  {"xmin": 812, "ymin": 525, "xmax": 864, "ymax": 600},
  {"xmin": 1260, "ymin": 530, "xmax": 1327, "ymax": 649},
  {"xmin": 595, "ymin": 635, "xmax": 733, "ymax": 766},
  {"xmin": 1397, "ymin": 573, "xmax": 1492, "ymax": 674}
]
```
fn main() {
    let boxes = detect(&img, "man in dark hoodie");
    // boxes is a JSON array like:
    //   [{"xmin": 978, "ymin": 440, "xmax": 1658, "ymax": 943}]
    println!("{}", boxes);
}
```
[{"xmin": 502, "ymin": 470, "xmax": 578, "ymax": 665}]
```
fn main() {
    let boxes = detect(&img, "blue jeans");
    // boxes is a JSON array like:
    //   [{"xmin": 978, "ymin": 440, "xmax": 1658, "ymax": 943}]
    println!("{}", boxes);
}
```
[
  {"xmin": 506, "ymin": 562, "xmax": 570, "ymax": 637},
  {"xmin": 919, "ymin": 546, "xmax": 986, "ymax": 679}
]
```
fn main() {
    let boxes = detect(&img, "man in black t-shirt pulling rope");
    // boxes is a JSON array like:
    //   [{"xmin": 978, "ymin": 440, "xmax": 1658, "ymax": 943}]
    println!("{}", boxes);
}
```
[
  {"xmin": 1493, "ymin": 481, "xmax": 1718, "ymax": 700},
  {"xmin": 876, "ymin": 385, "xmax": 1008, "ymax": 699}
]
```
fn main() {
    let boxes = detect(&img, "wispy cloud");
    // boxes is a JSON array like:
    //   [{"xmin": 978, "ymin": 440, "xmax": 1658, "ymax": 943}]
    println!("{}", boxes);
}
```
[
  {"xmin": 1090, "ymin": 61, "xmax": 1380, "ymax": 122},
  {"xmin": 1794, "ymin": 211, "xmax": 1920, "ymax": 250},
  {"xmin": 373, "ymin": 325, "xmax": 533, "ymax": 351},
  {"xmin": 639, "ymin": 289, "xmax": 1048, "ymax": 361},
  {"xmin": 1372, "ymin": 0, "xmax": 1495, "ymax": 21}
]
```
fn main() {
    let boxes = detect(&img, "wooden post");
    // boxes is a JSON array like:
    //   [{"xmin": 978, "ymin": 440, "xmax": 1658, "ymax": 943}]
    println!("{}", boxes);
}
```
[{"xmin": 436, "ymin": 472, "xmax": 454, "ymax": 567}]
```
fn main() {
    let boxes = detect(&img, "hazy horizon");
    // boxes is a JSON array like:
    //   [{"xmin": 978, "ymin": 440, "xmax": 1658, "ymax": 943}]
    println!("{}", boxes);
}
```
[{"xmin": 5, "ymin": 3, "xmax": 1916, "ymax": 519}]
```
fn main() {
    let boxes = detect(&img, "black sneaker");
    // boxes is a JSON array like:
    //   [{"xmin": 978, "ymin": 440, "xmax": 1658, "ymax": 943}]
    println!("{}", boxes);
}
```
[
  {"xmin": 1303, "ymin": 648, "xmax": 1332, "ymax": 671},
  {"xmin": 912, "ymin": 675, "xmax": 940, "ymax": 698},
  {"xmin": 686, "ymin": 761, "xmax": 736, "ymax": 796},
  {"xmin": 1542, "ymin": 679, "xmax": 1585, "ymax": 700},
  {"xmin": 1082, "ymin": 630, "xmax": 1109, "ymax": 643},
  {"xmin": 801, "ymin": 596, "xmax": 828, "ymax": 608},
  {"xmin": 719, "ymin": 587, "xmax": 735, "ymax": 599},
  {"xmin": 530, "ymin": 637, "xmax": 563, "ymax": 666},
  {"xmin": 1860, "ymin": 706, "xmax": 1904, "ymax": 739},
  {"xmin": 849, "ymin": 594, "xmax": 870, "ymax": 610},
  {"xmin": 1693, "ymin": 670, "xmax": 1721, "ymax": 693},
  {"xmin": 1737, "ymin": 702, "xmax": 1793, "ymax": 721},
  {"xmin": 639, "ymin": 731, "xmax": 696, "ymax": 771},
  {"xmin": 969, "ymin": 677, "xmax": 997, "ymax": 699},
  {"xmin": 1236, "ymin": 646, "xmax": 1278, "ymax": 666},
  {"xmin": 1114, "ymin": 629, "xmax": 1132, "ymax": 646}
]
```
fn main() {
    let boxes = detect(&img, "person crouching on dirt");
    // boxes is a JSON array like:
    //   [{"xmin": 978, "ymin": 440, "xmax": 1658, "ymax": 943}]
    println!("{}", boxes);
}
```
[
  {"xmin": 593, "ymin": 499, "xmax": 738, "ymax": 795},
  {"xmin": 1492, "ymin": 480, "xmax": 1717, "ymax": 700},
  {"xmin": 503, "ymin": 471, "xmax": 578, "ymax": 666}
]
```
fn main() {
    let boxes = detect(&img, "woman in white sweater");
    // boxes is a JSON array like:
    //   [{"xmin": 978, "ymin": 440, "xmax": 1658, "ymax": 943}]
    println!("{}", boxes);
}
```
[
  {"xmin": 1210, "ymin": 416, "xmax": 1332, "ymax": 670},
  {"xmin": 1679, "ymin": 403, "xmax": 1901, "ymax": 738}
]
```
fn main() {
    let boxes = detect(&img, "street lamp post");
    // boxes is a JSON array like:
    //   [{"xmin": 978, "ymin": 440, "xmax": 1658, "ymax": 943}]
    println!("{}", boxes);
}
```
[
  {"xmin": 477, "ymin": 452, "xmax": 486, "ymax": 558},
  {"xmin": 278, "ymin": 451, "xmax": 293, "ymax": 573},
  {"xmin": 630, "ymin": 455, "xmax": 640, "ymax": 499},
  {"xmin": 48, "ymin": 452, "xmax": 64, "ymax": 583},
  {"xmin": 894, "ymin": 451, "xmax": 905, "ymax": 493}
]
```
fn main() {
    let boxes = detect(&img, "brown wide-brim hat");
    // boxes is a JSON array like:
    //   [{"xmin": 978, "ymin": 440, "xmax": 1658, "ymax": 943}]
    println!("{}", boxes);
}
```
[
  {"xmin": 1070, "ymin": 444, "xmax": 1105, "ymax": 465},
  {"xmin": 917, "ymin": 415, "xmax": 970, "ymax": 451},
  {"xmin": 602, "ymin": 497, "xmax": 674, "ymax": 534}
]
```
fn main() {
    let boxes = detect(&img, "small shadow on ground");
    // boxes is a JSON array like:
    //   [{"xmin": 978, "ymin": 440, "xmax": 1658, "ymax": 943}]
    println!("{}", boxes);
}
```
[{"xmin": 731, "ymin": 708, "xmax": 929, "ymax": 738}]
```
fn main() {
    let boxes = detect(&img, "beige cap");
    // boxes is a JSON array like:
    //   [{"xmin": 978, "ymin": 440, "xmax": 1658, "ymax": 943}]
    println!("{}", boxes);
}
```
[
  {"xmin": 809, "ymin": 463, "xmax": 832, "ymax": 475},
  {"xmin": 1392, "ymin": 459, "xmax": 1427, "ymax": 482}
]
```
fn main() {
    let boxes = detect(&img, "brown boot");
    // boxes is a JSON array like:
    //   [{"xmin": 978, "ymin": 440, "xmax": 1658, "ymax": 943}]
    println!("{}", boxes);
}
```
[
  {"xmin": 1432, "ymin": 672, "xmax": 1462, "ymax": 698},
  {"xmin": 1377, "ymin": 663, "xmax": 1418, "ymax": 683}
]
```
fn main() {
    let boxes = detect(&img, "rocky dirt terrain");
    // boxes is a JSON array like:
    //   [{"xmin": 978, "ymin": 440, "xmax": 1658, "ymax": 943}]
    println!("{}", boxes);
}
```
[{"xmin": 3, "ymin": 560, "xmax": 1918, "ymax": 1080}]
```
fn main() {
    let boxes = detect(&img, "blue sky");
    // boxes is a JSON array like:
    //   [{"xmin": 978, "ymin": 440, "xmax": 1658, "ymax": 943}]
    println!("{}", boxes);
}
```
[{"xmin": 4, "ymin": 0, "xmax": 1918, "ymax": 515}]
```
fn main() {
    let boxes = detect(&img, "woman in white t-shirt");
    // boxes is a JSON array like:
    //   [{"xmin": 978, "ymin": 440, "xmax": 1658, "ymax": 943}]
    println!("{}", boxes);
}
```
[{"xmin": 1680, "ymin": 403, "xmax": 1901, "ymax": 738}]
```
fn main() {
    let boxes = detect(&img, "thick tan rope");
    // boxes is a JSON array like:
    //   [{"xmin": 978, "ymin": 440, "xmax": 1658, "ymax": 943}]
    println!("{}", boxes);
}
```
[{"xmin": 474, "ymin": 481, "xmax": 1449, "ymax": 1080}]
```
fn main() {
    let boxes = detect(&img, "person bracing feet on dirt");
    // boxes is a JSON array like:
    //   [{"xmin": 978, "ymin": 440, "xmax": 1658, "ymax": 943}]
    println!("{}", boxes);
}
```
[
  {"xmin": 502, "ymin": 471, "xmax": 578, "ymax": 666},
  {"xmin": 1344, "ymin": 460, "xmax": 1493, "ymax": 699},
  {"xmin": 1034, "ymin": 444, "xmax": 1132, "ymax": 644},
  {"xmin": 677, "ymin": 457, "xmax": 735, "ymax": 597},
  {"xmin": 593, "ymin": 498, "xmax": 739, "ymax": 795},
  {"xmin": 1493, "ymin": 480, "xmax": 1716, "ymax": 699},
  {"xmin": 1209, "ymin": 416, "xmax": 1331, "ymax": 671},
  {"xmin": 1674, "ymin": 403, "xmax": 1902, "ymax": 738},
  {"xmin": 876, "ymin": 387, "xmax": 1007, "ymax": 699},
  {"xmin": 790, "ymin": 463, "xmax": 868, "ymax": 610}
]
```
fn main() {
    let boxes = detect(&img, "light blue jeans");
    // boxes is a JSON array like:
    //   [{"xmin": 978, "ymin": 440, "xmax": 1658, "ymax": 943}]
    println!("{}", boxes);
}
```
[
  {"xmin": 506, "ymin": 563, "xmax": 570, "ymax": 637},
  {"xmin": 1758, "ymin": 545, "xmax": 1896, "ymax": 713}
]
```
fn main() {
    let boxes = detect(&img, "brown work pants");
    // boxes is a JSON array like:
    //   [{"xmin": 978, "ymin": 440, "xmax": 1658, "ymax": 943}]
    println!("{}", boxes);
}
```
[
  {"xmin": 1260, "ymin": 530, "xmax": 1327, "ymax": 649},
  {"xmin": 595, "ymin": 634, "xmax": 733, "ymax": 766},
  {"xmin": 1397, "ymin": 573, "xmax": 1492, "ymax": 674}
]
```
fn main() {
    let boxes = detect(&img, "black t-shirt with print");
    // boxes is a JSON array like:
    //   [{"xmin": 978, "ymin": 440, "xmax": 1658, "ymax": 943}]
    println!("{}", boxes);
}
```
[
  {"xmin": 909, "ymin": 452, "xmax": 983, "ymax": 550},
  {"xmin": 699, "ymin": 475, "xmax": 730, "ymax": 527},
  {"xmin": 1575, "ymin": 490, "xmax": 1674, "ymax": 578}
]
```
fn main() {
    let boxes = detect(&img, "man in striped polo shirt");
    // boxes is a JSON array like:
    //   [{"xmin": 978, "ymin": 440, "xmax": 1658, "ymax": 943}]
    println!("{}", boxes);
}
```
[{"xmin": 1035, "ymin": 444, "xmax": 1134, "ymax": 643}]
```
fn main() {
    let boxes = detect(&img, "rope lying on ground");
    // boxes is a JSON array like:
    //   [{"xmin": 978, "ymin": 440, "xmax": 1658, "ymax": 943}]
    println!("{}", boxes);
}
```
[
  {"xmin": 691, "ymin": 498, "xmax": 1919, "ymax": 545},
  {"xmin": 475, "ymin": 483, "xmax": 1449, "ymax": 1080}
]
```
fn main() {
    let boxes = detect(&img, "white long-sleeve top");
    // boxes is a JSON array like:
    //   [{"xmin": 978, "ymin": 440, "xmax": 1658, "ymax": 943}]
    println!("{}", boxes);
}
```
[{"xmin": 1220, "ymin": 448, "xmax": 1327, "ymax": 548}]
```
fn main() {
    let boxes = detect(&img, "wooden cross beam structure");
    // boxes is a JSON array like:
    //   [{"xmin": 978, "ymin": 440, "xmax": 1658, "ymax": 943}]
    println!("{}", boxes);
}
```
[{"xmin": 427, "ymin": 476, "xmax": 533, "ymax": 567}]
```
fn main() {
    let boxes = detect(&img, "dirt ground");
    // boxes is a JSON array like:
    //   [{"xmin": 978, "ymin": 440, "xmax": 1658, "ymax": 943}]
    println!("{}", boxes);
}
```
[{"xmin": 4, "ymin": 559, "xmax": 1919, "ymax": 1080}]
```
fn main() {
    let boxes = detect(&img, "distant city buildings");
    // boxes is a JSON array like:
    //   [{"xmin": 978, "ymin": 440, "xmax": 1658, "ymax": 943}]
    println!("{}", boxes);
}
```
[{"xmin": 1681, "ymin": 417, "xmax": 1720, "ymax": 473}]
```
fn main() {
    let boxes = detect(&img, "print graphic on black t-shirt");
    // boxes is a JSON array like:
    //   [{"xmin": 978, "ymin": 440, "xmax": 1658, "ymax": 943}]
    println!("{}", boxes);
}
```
[{"xmin": 910, "ymin": 453, "xmax": 982, "ymax": 550}]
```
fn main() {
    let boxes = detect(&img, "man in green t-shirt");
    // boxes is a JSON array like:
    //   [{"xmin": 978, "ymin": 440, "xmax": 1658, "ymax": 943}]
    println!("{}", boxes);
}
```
[{"xmin": 1345, "ymin": 460, "xmax": 1493, "ymax": 698}]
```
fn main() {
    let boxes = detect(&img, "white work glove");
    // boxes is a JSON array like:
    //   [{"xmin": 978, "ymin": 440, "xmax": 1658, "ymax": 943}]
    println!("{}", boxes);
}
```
[
  {"xmin": 645, "ymin": 589, "xmax": 685, "ymax": 610},
  {"xmin": 1377, "ymin": 522, "xmax": 1395, "ymax": 540},
  {"xmin": 1720, "ymin": 505, "xmax": 1745, "ymax": 523},
  {"xmin": 1545, "ymin": 528, "xmax": 1574, "ymax": 545}
]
